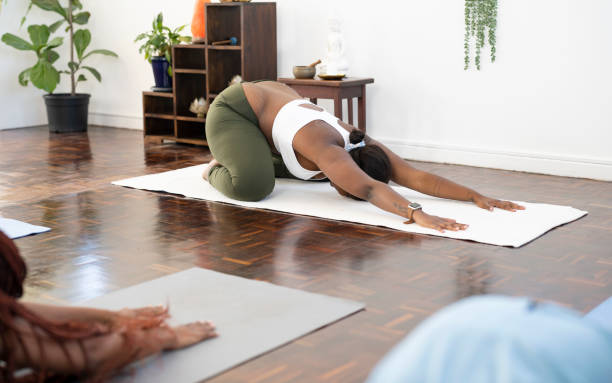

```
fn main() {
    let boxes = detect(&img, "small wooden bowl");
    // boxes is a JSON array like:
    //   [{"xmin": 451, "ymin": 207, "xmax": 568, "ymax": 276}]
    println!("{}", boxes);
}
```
[{"xmin": 293, "ymin": 66, "xmax": 316, "ymax": 79}]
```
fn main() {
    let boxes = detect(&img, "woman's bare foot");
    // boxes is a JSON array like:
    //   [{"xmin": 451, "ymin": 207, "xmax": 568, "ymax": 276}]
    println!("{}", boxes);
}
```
[
  {"xmin": 168, "ymin": 321, "xmax": 218, "ymax": 349},
  {"xmin": 202, "ymin": 159, "xmax": 220, "ymax": 181}
]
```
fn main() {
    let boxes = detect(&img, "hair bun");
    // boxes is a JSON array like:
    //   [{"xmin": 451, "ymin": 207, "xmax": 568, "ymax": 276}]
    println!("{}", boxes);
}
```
[{"xmin": 349, "ymin": 129, "xmax": 365, "ymax": 144}]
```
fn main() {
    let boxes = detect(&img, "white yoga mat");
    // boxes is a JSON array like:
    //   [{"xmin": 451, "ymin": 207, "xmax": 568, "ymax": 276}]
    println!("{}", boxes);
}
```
[
  {"xmin": 82, "ymin": 268, "xmax": 364, "ymax": 383},
  {"xmin": 0, "ymin": 217, "xmax": 50, "ymax": 239},
  {"xmin": 112, "ymin": 164, "xmax": 587, "ymax": 248}
]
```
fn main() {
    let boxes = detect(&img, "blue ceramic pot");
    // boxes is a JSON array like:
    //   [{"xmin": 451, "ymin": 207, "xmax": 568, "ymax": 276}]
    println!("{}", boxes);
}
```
[{"xmin": 151, "ymin": 56, "xmax": 172, "ymax": 89}]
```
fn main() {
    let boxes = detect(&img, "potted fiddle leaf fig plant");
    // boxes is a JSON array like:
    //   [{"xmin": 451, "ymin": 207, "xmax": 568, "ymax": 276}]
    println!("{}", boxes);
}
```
[
  {"xmin": 1, "ymin": 0, "xmax": 117, "ymax": 133},
  {"xmin": 135, "ymin": 12, "xmax": 191, "ymax": 91}
]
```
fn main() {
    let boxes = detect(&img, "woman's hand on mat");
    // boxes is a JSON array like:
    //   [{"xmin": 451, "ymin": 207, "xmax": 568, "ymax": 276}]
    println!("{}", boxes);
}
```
[
  {"xmin": 410, "ymin": 210, "xmax": 468, "ymax": 232},
  {"xmin": 472, "ymin": 194, "xmax": 525, "ymax": 212},
  {"xmin": 167, "ymin": 321, "xmax": 218, "ymax": 349}
]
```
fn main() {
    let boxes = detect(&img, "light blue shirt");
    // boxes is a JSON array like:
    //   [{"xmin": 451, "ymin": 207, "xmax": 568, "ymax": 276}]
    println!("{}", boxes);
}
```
[{"xmin": 366, "ymin": 295, "xmax": 612, "ymax": 383}]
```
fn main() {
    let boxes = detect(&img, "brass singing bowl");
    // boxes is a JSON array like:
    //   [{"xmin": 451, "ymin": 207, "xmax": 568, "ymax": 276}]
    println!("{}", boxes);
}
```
[{"xmin": 293, "ymin": 65, "xmax": 316, "ymax": 79}]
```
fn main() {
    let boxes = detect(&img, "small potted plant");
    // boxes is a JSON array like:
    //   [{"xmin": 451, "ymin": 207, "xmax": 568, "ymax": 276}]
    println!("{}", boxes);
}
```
[
  {"xmin": 135, "ymin": 13, "xmax": 191, "ymax": 92},
  {"xmin": 1, "ymin": 0, "xmax": 118, "ymax": 133}
]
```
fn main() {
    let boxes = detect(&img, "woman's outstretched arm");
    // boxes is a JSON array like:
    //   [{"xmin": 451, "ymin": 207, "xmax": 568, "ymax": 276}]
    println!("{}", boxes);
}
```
[
  {"xmin": 314, "ymin": 145, "xmax": 468, "ymax": 232},
  {"xmin": 365, "ymin": 136, "xmax": 524, "ymax": 212},
  {"xmin": 6, "ymin": 308, "xmax": 217, "ymax": 378},
  {"xmin": 22, "ymin": 302, "xmax": 168, "ymax": 329}
]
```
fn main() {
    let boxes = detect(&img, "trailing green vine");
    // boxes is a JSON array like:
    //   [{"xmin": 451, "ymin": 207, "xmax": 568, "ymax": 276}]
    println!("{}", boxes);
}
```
[{"xmin": 464, "ymin": 0, "xmax": 498, "ymax": 70}]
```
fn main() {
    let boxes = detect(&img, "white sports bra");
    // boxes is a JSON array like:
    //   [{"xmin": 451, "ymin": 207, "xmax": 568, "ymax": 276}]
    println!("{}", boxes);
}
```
[{"xmin": 272, "ymin": 99, "xmax": 350, "ymax": 180}]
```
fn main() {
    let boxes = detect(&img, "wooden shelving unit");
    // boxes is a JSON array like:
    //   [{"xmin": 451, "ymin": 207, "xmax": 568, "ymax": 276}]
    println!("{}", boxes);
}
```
[{"xmin": 143, "ymin": 2, "xmax": 277, "ymax": 146}]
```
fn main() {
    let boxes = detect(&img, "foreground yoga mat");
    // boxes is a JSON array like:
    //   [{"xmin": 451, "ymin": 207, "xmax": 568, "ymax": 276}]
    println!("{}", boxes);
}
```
[
  {"xmin": 0, "ymin": 217, "xmax": 50, "ymax": 239},
  {"xmin": 113, "ymin": 164, "xmax": 587, "ymax": 247},
  {"xmin": 83, "ymin": 268, "xmax": 364, "ymax": 383}
]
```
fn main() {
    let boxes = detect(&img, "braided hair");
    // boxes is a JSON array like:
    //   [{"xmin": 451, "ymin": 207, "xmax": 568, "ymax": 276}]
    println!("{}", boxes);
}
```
[{"xmin": 0, "ymin": 231, "xmax": 156, "ymax": 383}]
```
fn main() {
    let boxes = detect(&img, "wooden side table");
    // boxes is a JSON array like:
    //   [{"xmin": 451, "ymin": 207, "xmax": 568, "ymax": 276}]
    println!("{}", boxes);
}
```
[{"xmin": 277, "ymin": 77, "xmax": 374, "ymax": 132}]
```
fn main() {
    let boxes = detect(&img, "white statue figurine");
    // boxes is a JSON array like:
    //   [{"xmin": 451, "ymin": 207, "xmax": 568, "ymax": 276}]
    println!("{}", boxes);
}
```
[{"xmin": 319, "ymin": 14, "xmax": 349, "ymax": 76}]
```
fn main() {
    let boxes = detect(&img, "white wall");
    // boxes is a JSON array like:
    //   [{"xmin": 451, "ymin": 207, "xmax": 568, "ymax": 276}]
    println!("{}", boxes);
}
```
[{"xmin": 1, "ymin": 0, "xmax": 611, "ymax": 181}]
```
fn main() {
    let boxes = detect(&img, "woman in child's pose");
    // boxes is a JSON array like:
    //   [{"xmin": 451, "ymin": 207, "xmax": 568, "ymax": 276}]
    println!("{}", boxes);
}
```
[{"xmin": 203, "ymin": 81, "xmax": 523, "ymax": 232}]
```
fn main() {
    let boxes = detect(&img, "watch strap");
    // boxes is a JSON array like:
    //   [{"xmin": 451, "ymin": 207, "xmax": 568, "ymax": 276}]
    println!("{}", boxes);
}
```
[{"xmin": 404, "ymin": 203, "xmax": 422, "ymax": 224}]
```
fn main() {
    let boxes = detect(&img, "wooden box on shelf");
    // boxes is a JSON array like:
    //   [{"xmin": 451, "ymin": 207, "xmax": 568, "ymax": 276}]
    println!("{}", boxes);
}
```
[{"xmin": 142, "ymin": 1, "xmax": 277, "ymax": 146}]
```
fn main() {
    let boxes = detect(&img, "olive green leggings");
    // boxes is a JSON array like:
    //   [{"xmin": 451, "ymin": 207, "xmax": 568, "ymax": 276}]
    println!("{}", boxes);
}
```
[{"xmin": 205, "ymin": 83, "xmax": 292, "ymax": 201}]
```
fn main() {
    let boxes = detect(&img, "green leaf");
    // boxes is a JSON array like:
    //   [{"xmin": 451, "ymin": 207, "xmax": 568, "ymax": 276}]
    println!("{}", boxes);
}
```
[
  {"xmin": 30, "ymin": 59, "xmax": 59, "ymax": 93},
  {"xmin": 155, "ymin": 13, "xmax": 163, "ymax": 32},
  {"xmin": 1, "ymin": 33, "xmax": 34, "ymax": 51},
  {"xmin": 150, "ymin": 34, "xmax": 164, "ymax": 49},
  {"xmin": 73, "ymin": 29, "xmax": 91, "ymax": 60},
  {"xmin": 48, "ymin": 20, "xmax": 64, "ymax": 33},
  {"xmin": 68, "ymin": 61, "xmax": 79, "ymax": 73},
  {"xmin": 20, "ymin": 2, "xmax": 34, "ymax": 27},
  {"xmin": 46, "ymin": 36, "xmax": 63, "ymax": 49},
  {"xmin": 77, "ymin": 74, "xmax": 87, "ymax": 82},
  {"xmin": 72, "ymin": 0, "xmax": 83, "ymax": 10},
  {"xmin": 42, "ymin": 49, "xmax": 60, "ymax": 63},
  {"xmin": 134, "ymin": 33, "xmax": 147, "ymax": 42},
  {"xmin": 82, "ymin": 49, "xmax": 118, "ymax": 60},
  {"xmin": 31, "ymin": 0, "xmax": 66, "ymax": 20},
  {"xmin": 28, "ymin": 24, "xmax": 50, "ymax": 48},
  {"xmin": 82, "ymin": 66, "xmax": 101, "ymax": 82},
  {"xmin": 18, "ymin": 68, "xmax": 31, "ymax": 86},
  {"xmin": 73, "ymin": 11, "xmax": 90, "ymax": 25}
]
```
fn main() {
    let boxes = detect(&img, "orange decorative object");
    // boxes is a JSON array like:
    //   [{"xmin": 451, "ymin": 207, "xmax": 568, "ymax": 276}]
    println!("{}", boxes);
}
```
[{"xmin": 191, "ymin": 0, "xmax": 209, "ymax": 42}]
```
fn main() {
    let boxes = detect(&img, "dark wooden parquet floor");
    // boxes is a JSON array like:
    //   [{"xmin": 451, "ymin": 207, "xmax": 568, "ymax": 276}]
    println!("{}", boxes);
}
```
[{"xmin": 1, "ymin": 126, "xmax": 611, "ymax": 382}]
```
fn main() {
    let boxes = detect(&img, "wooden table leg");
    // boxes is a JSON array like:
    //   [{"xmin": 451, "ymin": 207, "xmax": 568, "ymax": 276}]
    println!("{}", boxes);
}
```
[
  {"xmin": 357, "ymin": 85, "xmax": 366, "ymax": 132},
  {"xmin": 310, "ymin": 98, "xmax": 317, "ymax": 104},
  {"xmin": 334, "ymin": 97, "xmax": 343, "ymax": 121},
  {"xmin": 347, "ymin": 98, "xmax": 354, "ymax": 125}
]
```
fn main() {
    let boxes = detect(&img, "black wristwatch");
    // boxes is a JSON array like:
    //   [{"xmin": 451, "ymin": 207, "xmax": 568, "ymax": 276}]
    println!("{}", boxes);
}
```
[{"xmin": 405, "ymin": 202, "xmax": 422, "ymax": 224}]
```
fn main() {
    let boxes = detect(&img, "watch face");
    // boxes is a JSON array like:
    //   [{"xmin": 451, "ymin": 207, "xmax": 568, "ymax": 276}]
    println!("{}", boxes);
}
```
[{"xmin": 409, "ymin": 202, "xmax": 422, "ymax": 210}]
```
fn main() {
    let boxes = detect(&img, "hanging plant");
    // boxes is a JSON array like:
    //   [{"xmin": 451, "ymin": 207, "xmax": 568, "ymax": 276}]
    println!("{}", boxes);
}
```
[{"xmin": 464, "ymin": 0, "xmax": 498, "ymax": 70}]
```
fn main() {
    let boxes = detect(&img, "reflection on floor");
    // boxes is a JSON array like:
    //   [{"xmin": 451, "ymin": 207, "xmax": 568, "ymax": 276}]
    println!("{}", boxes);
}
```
[{"xmin": 1, "ymin": 126, "xmax": 611, "ymax": 382}]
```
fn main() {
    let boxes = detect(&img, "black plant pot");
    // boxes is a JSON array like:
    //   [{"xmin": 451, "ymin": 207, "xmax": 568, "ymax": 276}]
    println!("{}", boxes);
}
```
[{"xmin": 44, "ymin": 93, "xmax": 91, "ymax": 133}]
